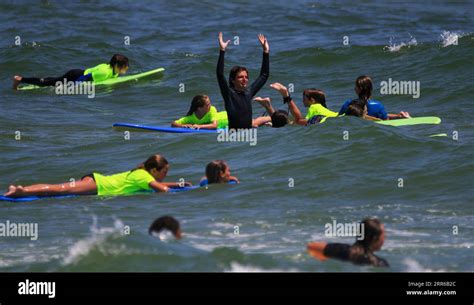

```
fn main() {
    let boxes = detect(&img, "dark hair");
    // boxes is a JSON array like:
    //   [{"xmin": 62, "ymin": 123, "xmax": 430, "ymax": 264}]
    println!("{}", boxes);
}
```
[
  {"xmin": 303, "ymin": 89, "xmax": 327, "ymax": 108},
  {"xmin": 355, "ymin": 75, "xmax": 372, "ymax": 107},
  {"xmin": 345, "ymin": 99, "xmax": 365, "ymax": 117},
  {"xmin": 134, "ymin": 154, "xmax": 168, "ymax": 173},
  {"xmin": 349, "ymin": 218, "xmax": 384, "ymax": 265},
  {"xmin": 206, "ymin": 160, "xmax": 228, "ymax": 184},
  {"xmin": 148, "ymin": 216, "xmax": 181, "ymax": 238},
  {"xmin": 110, "ymin": 54, "xmax": 129, "ymax": 69},
  {"xmin": 229, "ymin": 66, "xmax": 248, "ymax": 89},
  {"xmin": 186, "ymin": 95, "xmax": 209, "ymax": 116},
  {"xmin": 271, "ymin": 110, "xmax": 289, "ymax": 128}
]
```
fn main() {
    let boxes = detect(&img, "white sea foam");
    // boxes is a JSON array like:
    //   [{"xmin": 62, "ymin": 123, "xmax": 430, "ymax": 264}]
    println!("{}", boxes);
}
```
[
  {"xmin": 440, "ymin": 31, "xmax": 462, "ymax": 47},
  {"xmin": 383, "ymin": 35, "xmax": 418, "ymax": 52},
  {"xmin": 403, "ymin": 259, "xmax": 446, "ymax": 272},
  {"xmin": 226, "ymin": 262, "xmax": 299, "ymax": 273},
  {"xmin": 62, "ymin": 217, "xmax": 125, "ymax": 265}
]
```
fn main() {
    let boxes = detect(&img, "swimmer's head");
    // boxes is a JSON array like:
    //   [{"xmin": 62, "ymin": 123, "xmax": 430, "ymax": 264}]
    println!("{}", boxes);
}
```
[
  {"xmin": 187, "ymin": 95, "xmax": 211, "ymax": 116},
  {"xmin": 206, "ymin": 160, "xmax": 231, "ymax": 184},
  {"xmin": 355, "ymin": 75, "xmax": 372, "ymax": 102},
  {"xmin": 345, "ymin": 100, "xmax": 367, "ymax": 118},
  {"xmin": 110, "ymin": 54, "xmax": 129, "ymax": 75},
  {"xmin": 136, "ymin": 154, "xmax": 169, "ymax": 182},
  {"xmin": 355, "ymin": 218, "xmax": 385, "ymax": 251},
  {"xmin": 149, "ymin": 216, "xmax": 182, "ymax": 239},
  {"xmin": 302, "ymin": 89, "xmax": 327, "ymax": 108},
  {"xmin": 229, "ymin": 66, "xmax": 249, "ymax": 91},
  {"xmin": 271, "ymin": 110, "xmax": 289, "ymax": 128}
]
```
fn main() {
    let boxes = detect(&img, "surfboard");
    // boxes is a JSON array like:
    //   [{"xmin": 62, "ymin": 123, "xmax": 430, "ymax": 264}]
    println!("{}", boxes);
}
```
[
  {"xmin": 374, "ymin": 116, "xmax": 441, "ymax": 126},
  {"xmin": 0, "ymin": 185, "xmax": 199, "ymax": 202},
  {"xmin": 113, "ymin": 123, "xmax": 220, "ymax": 134},
  {"xmin": 18, "ymin": 68, "xmax": 165, "ymax": 90}
]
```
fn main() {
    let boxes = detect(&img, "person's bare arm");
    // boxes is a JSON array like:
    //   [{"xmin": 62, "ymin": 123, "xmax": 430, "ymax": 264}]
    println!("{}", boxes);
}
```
[
  {"xmin": 149, "ymin": 181, "xmax": 169, "ymax": 193},
  {"xmin": 307, "ymin": 242, "xmax": 329, "ymax": 261},
  {"xmin": 270, "ymin": 82, "xmax": 307, "ymax": 125},
  {"xmin": 388, "ymin": 111, "xmax": 411, "ymax": 120}
]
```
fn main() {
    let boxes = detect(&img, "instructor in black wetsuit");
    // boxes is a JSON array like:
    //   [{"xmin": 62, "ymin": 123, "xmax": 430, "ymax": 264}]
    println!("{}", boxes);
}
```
[{"xmin": 216, "ymin": 32, "xmax": 270, "ymax": 129}]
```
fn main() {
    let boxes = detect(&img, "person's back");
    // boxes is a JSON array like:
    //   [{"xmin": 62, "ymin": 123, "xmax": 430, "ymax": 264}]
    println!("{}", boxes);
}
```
[{"xmin": 323, "ymin": 243, "xmax": 389, "ymax": 267}]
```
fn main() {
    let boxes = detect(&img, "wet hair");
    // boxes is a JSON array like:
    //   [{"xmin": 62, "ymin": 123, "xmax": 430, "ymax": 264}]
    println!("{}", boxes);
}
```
[
  {"xmin": 229, "ymin": 66, "xmax": 248, "ymax": 89},
  {"xmin": 205, "ymin": 160, "xmax": 228, "ymax": 184},
  {"xmin": 345, "ymin": 99, "xmax": 365, "ymax": 117},
  {"xmin": 110, "ymin": 54, "xmax": 129, "ymax": 69},
  {"xmin": 349, "ymin": 218, "xmax": 384, "ymax": 265},
  {"xmin": 148, "ymin": 216, "xmax": 181, "ymax": 237},
  {"xmin": 271, "ymin": 110, "xmax": 289, "ymax": 128},
  {"xmin": 303, "ymin": 89, "xmax": 327, "ymax": 108},
  {"xmin": 133, "ymin": 154, "xmax": 169, "ymax": 173},
  {"xmin": 186, "ymin": 95, "xmax": 210, "ymax": 116},
  {"xmin": 354, "ymin": 75, "xmax": 373, "ymax": 107}
]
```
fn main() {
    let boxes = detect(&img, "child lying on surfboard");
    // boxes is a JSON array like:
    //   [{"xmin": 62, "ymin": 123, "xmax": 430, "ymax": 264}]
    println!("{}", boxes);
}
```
[
  {"xmin": 171, "ymin": 95, "xmax": 228, "ymax": 130},
  {"xmin": 171, "ymin": 95, "xmax": 287, "ymax": 129},
  {"xmin": 3, "ymin": 154, "xmax": 190, "ymax": 198},
  {"xmin": 13, "ymin": 54, "xmax": 129, "ymax": 90}
]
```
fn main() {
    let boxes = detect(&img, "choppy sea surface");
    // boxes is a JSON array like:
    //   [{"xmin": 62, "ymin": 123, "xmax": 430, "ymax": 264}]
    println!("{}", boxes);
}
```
[{"xmin": 0, "ymin": 0, "xmax": 473, "ymax": 272}]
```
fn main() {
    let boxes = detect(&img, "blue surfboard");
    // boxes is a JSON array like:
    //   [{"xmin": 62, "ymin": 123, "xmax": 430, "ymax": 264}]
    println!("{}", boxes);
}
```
[
  {"xmin": 0, "ymin": 186, "xmax": 200, "ymax": 202},
  {"xmin": 113, "ymin": 123, "xmax": 220, "ymax": 134}
]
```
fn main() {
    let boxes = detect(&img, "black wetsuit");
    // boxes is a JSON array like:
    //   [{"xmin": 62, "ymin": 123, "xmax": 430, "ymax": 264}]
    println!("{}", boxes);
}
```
[
  {"xmin": 216, "ymin": 50, "xmax": 269, "ymax": 129},
  {"xmin": 323, "ymin": 243, "xmax": 389, "ymax": 267},
  {"xmin": 21, "ymin": 69, "xmax": 92, "ymax": 87}
]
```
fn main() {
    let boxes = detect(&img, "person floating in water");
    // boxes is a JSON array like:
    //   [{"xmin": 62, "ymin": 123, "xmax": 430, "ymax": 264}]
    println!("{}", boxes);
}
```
[
  {"xmin": 216, "ymin": 32, "xmax": 269, "ymax": 129},
  {"xmin": 200, "ymin": 160, "xmax": 239, "ymax": 186},
  {"xmin": 13, "ymin": 54, "xmax": 129, "ymax": 90},
  {"xmin": 149, "ymin": 216, "xmax": 182, "ymax": 239},
  {"xmin": 3, "ymin": 154, "xmax": 190, "ymax": 198},
  {"xmin": 307, "ymin": 218, "xmax": 389, "ymax": 267},
  {"xmin": 339, "ymin": 75, "xmax": 411, "ymax": 120}
]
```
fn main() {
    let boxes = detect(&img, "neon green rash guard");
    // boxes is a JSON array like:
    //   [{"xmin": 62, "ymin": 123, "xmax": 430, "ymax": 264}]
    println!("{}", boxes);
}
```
[
  {"xmin": 93, "ymin": 169, "xmax": 155, "ymax": 196},
  {"xmin": 305, "ymin": 104, "xmax": 338, "ymax": 119},
  {"xmin": 84, "ymin": 63, "xmax": 118, "ymax": 82},
  {"xmin": 175, "ymin": 106, "xmax": 229, "ymax": 128}
]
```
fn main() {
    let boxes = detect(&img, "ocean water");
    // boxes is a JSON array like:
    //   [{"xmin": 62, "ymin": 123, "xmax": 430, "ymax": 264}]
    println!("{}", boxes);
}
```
[{"xmin": 0, "ymin": 0, "xmax": 473, "ymax": 272}]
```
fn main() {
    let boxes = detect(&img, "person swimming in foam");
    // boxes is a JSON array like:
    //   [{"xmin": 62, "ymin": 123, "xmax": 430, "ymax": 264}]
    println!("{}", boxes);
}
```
[{"xmin": 307, "ymin": 218, "xmax": 389, "ymax": 267}]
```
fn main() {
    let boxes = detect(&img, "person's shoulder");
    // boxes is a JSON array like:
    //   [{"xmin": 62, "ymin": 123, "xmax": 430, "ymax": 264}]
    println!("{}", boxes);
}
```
[
  {"xmin": 341, "ymin": 99, "xmax": 352, "ymax": 108},
  {"xmin": 368, "ymin": 99, "xmax": 384, "ymax": 106},
  {"xmin": 129, "ymin": 169, "xmax": 150, "ymax": 177},
  {"xmin": 324, "ymin": 243, "xmax": 351, "ymax": 256},
  {"xmin": 209, "ymin": 106, "xmax": 219, "ymax": 116},
  {"xmin": 309, "ymin": 103, "xmax": 324, "ymax": 110}
]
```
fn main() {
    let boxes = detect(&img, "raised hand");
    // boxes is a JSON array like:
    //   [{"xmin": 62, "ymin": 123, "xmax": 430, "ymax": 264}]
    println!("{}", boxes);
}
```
[
  {"xmin": 269, "ymin": 82, "xmax": 289, "ymax": 97},
  {"xmin": 218, "ymin": 32, "xmax": 231, "ymax": 51},
  {"xmin": 258, "ymin": 34, "xmax": 269, "ymax": 53}
]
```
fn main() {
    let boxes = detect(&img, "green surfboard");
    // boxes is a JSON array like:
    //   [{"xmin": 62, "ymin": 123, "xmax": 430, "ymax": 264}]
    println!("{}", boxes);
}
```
[
  {"xmin": 18, "ymin": 67, "xmax": 165, "ymax": 90},
  {"xmin": 374, "ymin": 116, "xmax": 441, "ymax": 126}
]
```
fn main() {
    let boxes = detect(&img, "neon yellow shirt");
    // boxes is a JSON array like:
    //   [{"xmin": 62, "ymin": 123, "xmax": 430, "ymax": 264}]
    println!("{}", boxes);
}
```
[
  {"xmin": 305, "ymin": 104, "xmax": 338, "ymax": 120},
  {"xmin": 175, "ymin": 106, "xmax": 228, "ymax": 128},
  {"xmin": 93, "ymin": 169, "xmax": 155, "ymax": 196},
  {"xmin": 84, "ymin": 63, "xmax": 118, "ymax": 82}
]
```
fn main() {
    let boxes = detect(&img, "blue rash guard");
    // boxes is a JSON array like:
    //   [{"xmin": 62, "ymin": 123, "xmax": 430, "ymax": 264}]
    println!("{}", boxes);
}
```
[{"xmin": 338, "ymin": 99, "xmax": 388, "ymax": 120}]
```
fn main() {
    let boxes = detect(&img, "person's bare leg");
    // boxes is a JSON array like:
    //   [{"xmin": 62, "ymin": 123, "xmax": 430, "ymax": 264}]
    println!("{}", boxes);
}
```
[
  {"xmin": 3, "ymin": 177, "xmax": 97, "ymax": 197},
  {"xmin": 13, "ymin": 75, "xmax": 22, "ymax": 90}
]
